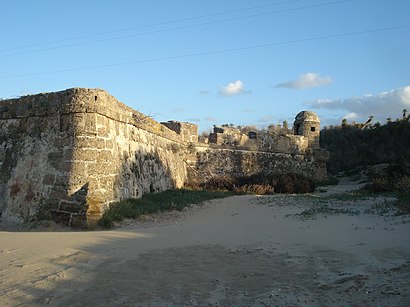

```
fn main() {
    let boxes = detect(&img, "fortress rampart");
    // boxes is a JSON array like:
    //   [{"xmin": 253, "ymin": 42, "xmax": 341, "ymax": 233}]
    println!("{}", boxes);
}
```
[{"xmin": 0, "ymin": 88, "xmax": 328, "ymax": 227}]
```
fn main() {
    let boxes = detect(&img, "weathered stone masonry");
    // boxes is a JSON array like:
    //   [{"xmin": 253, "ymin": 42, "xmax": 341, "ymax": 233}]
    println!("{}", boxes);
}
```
[{"xmin": 0, "ymin": 88, "xmax": 328, "ymax": 227}]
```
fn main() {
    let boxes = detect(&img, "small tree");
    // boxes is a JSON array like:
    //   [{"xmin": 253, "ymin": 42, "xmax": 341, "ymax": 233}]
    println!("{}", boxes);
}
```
[{"xmin": 282, "ymin": 120, "xmax": 288, "ymax": 132}]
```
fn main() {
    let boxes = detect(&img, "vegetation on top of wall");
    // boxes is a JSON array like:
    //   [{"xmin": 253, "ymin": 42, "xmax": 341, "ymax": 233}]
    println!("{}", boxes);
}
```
[{"xmin": 320, "ymin": 111, "xmax": 410, "ymax": 174}]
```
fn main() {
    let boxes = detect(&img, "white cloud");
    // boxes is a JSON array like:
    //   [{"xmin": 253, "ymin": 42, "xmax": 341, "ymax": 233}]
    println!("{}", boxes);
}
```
[
  {"xmin": 343, "ymin": 112, "xmax": 359, "ymax": 120},
  {"xmin": 307, "ymin": 85, "xmax": 410, "ymax": 123},
  {"xmin": 276, "ymin": 72, "xmax": 332, "ymax": 89},
  {"xmin": 219, "ymin": 80, "xmax": 250, "ymax": 97}
]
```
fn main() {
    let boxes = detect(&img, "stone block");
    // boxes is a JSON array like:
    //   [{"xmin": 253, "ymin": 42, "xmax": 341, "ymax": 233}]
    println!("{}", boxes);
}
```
[
  {"xmin": 16, "ymin": 105, "xmax": 29, "ymax": 118},
  {"xmin": 96, "ymin": 114, "xmax": 105, "ymax": 125},
  {"xmin": 90, "ymin": 162, "xmax": 116, "ymax": 176},
  {"xmin": 105, "ymin": 139, "xmax": 114, "ymax": 149},
  {"xmin": 98, "ymin": 176, "xmax": 115, "ymax": 189},
  {"xmin": 70, "ymin": 214, "xmax": 87, "ymax": 228},
  {"xmin": 34, "ymin": 107, "xmax": 46, "ymax": 116},
  {"xmin": 84, "ymin": 113, "xmax": 96, "ymax": 131},
  {"xmin": 0, "ymin": 106, "xmax": 9, "ymax": 113},
  {"xmin": 58, "ymin": 161, "xmax": 73, "ymax": 173},
  {"xmin": 74, "ymin": 137, "xmax": 105, "ymax": 150},
  {"xmin": 49, "ymin": 188, "xmax": 68, "ymax": 201},
  {"xmin": 50, "ymin": 210, "xmax": 72, "ymax": 226},
  {"xmin": 42, "ymin": 174, "xmax": 56, "ymax": 186},
  {"xmin": 60, "ymin": 114, "xmax": 73, "ymax": 133},
  {"xmin": 53, "ymin": 137, "xmax": 72, "ymax": 148},
  {"xmin": 97, "ymin": 150, "xmax": 113, "ymax": 162},
  {"xmin": 59, "ymin": 201, "xmax": 83, "ymax": 213},
  {"xmin": 70, "ymin": 161, "xmax": 88, "ymax": 176},
  {"xmin": 2, "ymin": 112, "xmax": 12, "ymax": 119},
  {"xmin": 63, "ymin": 148, "xmax": 74, "ymax": 161},
  {"xmin": 47, "ymin": 152, "xmax": 63, "ymax": 169},
  {"xmin": 97, "ymin": 126, "xmax": 109, "ymax": 137},
  {"xmin": 72, "ymin": 148, "xmax": 99, "ymax": 162},
  {"xmin": 55, "ymin": 175, "xmax": 70, "ymax": 188}
]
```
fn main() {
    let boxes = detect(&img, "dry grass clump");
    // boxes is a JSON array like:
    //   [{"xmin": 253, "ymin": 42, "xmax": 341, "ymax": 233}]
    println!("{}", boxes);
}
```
[
  {"xmin": 201, "ymin": 175, "xmax": 235, "ymax": 191},
  {"xmin": 276, "ymin": 173, "xmax": 316, "ymax": 194},
  {"xmin": 193, "ymin": 173, "xmax": 315, "ymax": 195},
  {"xmin": 234, "ymin": 184, "xmax": 274, "ymax": 195}
]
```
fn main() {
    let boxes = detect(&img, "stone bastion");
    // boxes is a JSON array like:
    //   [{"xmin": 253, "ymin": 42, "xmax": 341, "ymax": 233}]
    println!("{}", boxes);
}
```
[{"xmin": 0, "ymin": 88, "xmax": 329, "ymax": 227}]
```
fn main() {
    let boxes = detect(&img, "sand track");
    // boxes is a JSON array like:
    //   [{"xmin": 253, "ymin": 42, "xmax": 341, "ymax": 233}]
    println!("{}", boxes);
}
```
[{"xmin": 1, "ymin": 180, "xmax": 409, "ymax": 306}]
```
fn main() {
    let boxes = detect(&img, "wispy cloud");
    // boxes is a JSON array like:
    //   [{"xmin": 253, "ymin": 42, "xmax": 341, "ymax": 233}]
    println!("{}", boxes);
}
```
[
  {"xmin": 170, "ymin": 107, "xmax": 187, "ymax": 113},
  {"xmin": 219, "ymin": 80, "xmax": 250, "ymax": 97},
  {"xmin": 199, "ymin": 89, "xmax": 211, "ymax": 96},
  {"xmin": 258, "ymin": 115, "xmax": 274, "ymax": 123},
  {"xmin": 307, "ymin": 85, "xmax": 410, "ymax": 122},
  {"xmin": 241, "ymin": 108, "xmax": 256, "ymax": 113},
  {"xmin": 186, "ymin": 117, "xmax": 201, "ymax": 123},
  {"xmin": 276, "ymin": 72, "xmax": 332, "ymax": 89},
  {"xmin": 205, "ymin": 116, "xmax": 217, "ymax": 122}
]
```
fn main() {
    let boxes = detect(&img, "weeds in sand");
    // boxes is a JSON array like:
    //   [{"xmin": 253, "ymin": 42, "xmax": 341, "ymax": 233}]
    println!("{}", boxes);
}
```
[
  {"xmin": 98, "ymin": 189, "xmax": 234, "ymax": 229},
  {"xmin": 364, "ymin": 200, "xmax": 397, "ymax": 216},
  {"xmin": 359, "ymin": 194, "xmax": 410, "ymax": 216},
  {"xmin": 292, "ymin": 204, "xmax": 360, "ymax": 220},
  {"xmin": 317, "ymin": 190, "xmax": 377, "ymax": 201}
]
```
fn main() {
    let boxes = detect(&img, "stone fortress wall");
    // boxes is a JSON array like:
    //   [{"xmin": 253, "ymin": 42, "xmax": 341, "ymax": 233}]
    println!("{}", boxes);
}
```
[{"xmin": 0, "ymin": 88, "xmax": 328, "ymax": 227}]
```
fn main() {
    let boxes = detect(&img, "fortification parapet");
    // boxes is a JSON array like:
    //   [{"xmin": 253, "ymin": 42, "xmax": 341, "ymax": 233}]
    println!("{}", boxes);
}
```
[{"xmin": 161, "ymin": 121, "xmax": 198, "ymax": 143}]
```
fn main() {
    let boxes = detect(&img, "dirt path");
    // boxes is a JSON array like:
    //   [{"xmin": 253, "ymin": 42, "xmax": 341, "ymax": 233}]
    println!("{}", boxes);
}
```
[{"xmin": 1, "ymin": 179, "xmax": 409, "ymax": 306}]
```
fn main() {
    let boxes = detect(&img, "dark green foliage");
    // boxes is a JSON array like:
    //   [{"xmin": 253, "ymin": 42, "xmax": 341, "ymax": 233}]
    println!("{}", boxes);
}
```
[
  {"xmin": 363, "ymin": 159, "xmax": 410, "ymax": 193},
  {"xmin": 396, "ymin": 194, "xmax": 410, "ymax": 215},
  {"xmin": 320, "ymin": 118, "xmax": 410, "ymax": 173},
  {"xmin": 98, "ymin": 189, "xmax": 234, "ymax": 229}
]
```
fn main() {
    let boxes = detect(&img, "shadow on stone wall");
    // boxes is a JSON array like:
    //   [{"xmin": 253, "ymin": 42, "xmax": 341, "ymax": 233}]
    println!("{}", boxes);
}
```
[{"xmin": 47, "ymin": 183, "xmax": 89, "ymax": 228}]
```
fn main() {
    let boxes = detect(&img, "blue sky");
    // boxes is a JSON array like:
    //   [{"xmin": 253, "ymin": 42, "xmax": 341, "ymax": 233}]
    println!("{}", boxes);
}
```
[{"xmin": 1, "ymin": 0, "xmax": 409, "ymax": 132}]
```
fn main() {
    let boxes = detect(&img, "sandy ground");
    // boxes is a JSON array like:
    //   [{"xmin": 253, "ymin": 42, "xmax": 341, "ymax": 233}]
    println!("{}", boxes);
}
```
[{"xmin": 1, "ymin": 179, "xmax": 410, "ymax": 306}]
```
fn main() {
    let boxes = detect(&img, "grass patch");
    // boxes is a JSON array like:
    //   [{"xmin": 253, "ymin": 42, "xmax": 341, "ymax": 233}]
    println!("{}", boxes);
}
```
[
  {"xmin": 98, "ymin": 189, "xmax": 235, "ymax": 229},
  {"xmin": 364, "ymin": 200, "xmax": 396, "ymax": 216},
  {"xmin": 293, "ymin": 204, "xmax": 360, "ymax": 220},
  {"xmin": 318, "ymin": 189, "xmax": 374, "ymax": 201},
  {"xmin": 363, "ymin": 194, "xmax": 410, "ymax": 216}
]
